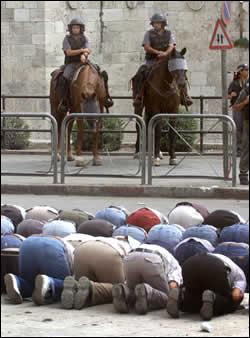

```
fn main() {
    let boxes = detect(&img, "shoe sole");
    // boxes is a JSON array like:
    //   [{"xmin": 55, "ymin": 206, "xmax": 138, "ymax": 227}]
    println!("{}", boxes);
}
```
[
  {"xmin": 166, "ymin": 288, "xmax": 179, "ymax": 318},
  {"xmin": 112, "ymin": 284, "xmax": 129, "ymax": 314},
  {"xmin": 61, "ymin": 276, "xmax": 77, "ymax": 309},
  {"xmin": 200, "ymin": 291, "xmax": 214, "ymax": 321},
  {"xmin": 74, "ymin": 277, "xmax": 90, "ymax": 310},
  {"xmin": 135, "ymin": 284, "xmax": 148, "ymax": 315},
  {"xmin": 32, "ymin": 275, "xmax": 51, "ymax": 306},
  {"xmin": 4, "ymin": 274, "xmax": 23, "ymax": 304}
]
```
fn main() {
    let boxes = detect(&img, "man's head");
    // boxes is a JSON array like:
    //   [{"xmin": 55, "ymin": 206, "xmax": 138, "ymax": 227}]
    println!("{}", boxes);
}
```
[
  {"xmin": 68, "ymin": 17, "xmax": 85, "ymax": 35},
  {"xmin": 150, "ymin": 13, "xmax": 167, "ymax": 31},
  {"xmin": 236, "ymin": 63, "xmax": 249, "ymax": 80}
]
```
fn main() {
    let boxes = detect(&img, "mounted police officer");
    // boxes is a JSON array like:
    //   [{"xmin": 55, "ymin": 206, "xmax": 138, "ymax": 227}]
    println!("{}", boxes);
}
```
[
  {"xmin": 132, "ymin": 13, "xmax": 193, "ymax": 108},
  {"xmin": 58, "ymin": 17, "xmax": 113, "ymax": 112}
]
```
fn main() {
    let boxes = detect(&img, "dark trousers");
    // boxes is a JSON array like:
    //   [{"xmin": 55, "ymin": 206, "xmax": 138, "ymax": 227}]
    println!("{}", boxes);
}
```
[{"xmin": 181, "ymin": 254, "xmax": 241, "ymax": 316}]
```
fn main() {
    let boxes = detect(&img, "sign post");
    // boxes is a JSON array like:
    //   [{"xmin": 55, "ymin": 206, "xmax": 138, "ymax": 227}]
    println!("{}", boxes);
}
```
[{"xmin": 209, "ymin": 14, "xmax": 233, "ymax": 178}]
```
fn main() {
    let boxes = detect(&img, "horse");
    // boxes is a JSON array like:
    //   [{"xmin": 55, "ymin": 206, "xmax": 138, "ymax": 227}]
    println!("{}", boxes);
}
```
[
  {"xmin": 50, "ymin": 61, "xmax": 107, "ymax": 165},
  {"xmin": 133, "ymin": 48, "xmax": 188, "ymax": 166}
]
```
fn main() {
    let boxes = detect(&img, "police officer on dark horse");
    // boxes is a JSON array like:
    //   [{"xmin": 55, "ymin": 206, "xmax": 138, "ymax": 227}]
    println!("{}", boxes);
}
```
[{"xmin": 132, "ymin": 13, "xmax": 193, "ymax": 165}]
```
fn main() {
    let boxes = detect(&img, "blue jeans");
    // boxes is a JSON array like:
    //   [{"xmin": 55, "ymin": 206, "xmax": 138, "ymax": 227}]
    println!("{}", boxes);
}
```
[
  {"xmin": 1, "ymin": 234, "xmax": 24, "ymax": 250},
  {"xmin": 95, "ymin": 207, "xmax": 127, "ymax": 227},
  {"xmin": 146, "ymin": 224, "xmax": 183, "ymax": 254},
  {"xmin": 183, "ymin": 225, "xmax": 219, "ymax": 247},
  {"xmin": 214, "ymin": 242, "xmax": 249, "ymax": 286},
  {"xmin": 219, "ymin": 223, "xmax": 249, "ymax": 244},
  {"xmin": 15, "ymin": 236, "xmax": 71, "ymax": 300},
  {"xmin": 174, "ymin": 239, "xmax": 211, "ymax": 266},
  {"xmin": 113, "ymin": 225, "xmax": 147, "ymax": 243}
]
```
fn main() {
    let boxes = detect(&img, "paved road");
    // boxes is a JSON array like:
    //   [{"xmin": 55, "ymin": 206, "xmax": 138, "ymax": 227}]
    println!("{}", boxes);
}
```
[{"xmin": 1, "ymin": 295, "xmax": 249, "ymax": 337}]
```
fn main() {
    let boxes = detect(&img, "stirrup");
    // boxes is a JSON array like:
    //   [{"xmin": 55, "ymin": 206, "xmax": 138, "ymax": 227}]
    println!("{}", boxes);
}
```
[{"xmin": 105, "ymin": 97, "xmax": 114, "ymax": 108}]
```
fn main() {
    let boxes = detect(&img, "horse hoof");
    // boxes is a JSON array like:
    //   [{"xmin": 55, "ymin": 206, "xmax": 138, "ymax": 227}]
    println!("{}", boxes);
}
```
[
  {"xmin": 67, "ymin": 155, "xmax": 75, "ymax": 161},
  {"xmin": 153, "ymin": 158, "xmax": 161, "ymax": 167},
  {"xmin": 75, "ymin": 159, "xmax": 88, "ymax": 167},
  {"xmin": 169, "ymin": 158, "xmax": 178, "ymax": 165},
  {"xmin": 93, "ymin": 157, "xmax": 103, "ymax": 166},
  {"xmin": 159, "ymin": 151, "xmax": 164, "ymax": 160}
]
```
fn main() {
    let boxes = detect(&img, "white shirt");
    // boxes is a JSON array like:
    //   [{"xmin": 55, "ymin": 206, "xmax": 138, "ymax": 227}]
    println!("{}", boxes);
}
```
[
  {"xmin": 134, "ymin": 243, "xmax": 183, "ymax": 286},
  {"xmin": 209, "ymin": 253, "xmax": 247, "ymax": 293}
]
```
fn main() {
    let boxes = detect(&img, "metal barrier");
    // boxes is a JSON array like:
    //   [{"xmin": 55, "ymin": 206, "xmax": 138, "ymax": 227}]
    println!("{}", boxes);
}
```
[
  {"xmin": 60, "ymin": 113, "xmax": 146, "ymax": 184},
  {"xmin": 1, "ymin": 95, "xmax": 223, "ymax": 154},
  {"xmin": 148, "ymin": 114, "xmax": 237, "ymax": 187},
  {"xmin": 1, "ymin": 113, "xmax": 58, "ymax": 184}
]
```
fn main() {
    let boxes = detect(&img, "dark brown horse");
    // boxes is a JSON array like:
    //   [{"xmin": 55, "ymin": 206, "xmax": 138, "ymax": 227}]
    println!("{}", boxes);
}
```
[
  {"xmin": 50, "ymin": 62, "xmax": 107, "ymax": 165},
  {"xmin": 134, "ymin": 48, "xmax": 188, "ymax": 166}
]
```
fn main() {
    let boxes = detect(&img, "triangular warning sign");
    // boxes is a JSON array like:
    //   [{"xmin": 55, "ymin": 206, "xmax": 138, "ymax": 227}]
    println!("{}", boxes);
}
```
[{"xmin": 209, "ymin": 19, "xmax": 233, "ymax": 49}]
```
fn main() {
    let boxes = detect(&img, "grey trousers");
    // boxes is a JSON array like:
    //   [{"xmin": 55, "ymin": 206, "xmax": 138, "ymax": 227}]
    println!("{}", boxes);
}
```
[
  {"xmin": 232, "ymin": 110, "xmax": 243, "ymax": 152},
  {"xmin": 63, "ymin": 62, "xmax": 81, "ymax": 81},
  {"xmin": 124, "ymin": 252, "xmax": 169, "ymax": 310},
  {"xmin": 239, "ymin": 120, "xmax": 249, "ymax": 174}
]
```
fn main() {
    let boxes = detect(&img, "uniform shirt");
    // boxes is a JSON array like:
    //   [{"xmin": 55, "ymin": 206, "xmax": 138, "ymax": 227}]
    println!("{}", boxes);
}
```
[
  {"xmin": 134, "ymin": 243, "xmax": 183, "ymax": 285},
  {"xmin": 208, "ymin": 253, "xmax": 247, "ymax": 293},
  {"xmin": 142, "ymin": 29, "xmax": 176, "ymax": 47},
  {"xmin": 62, "ymin": 34, "xmax": 90, "ymax": 52},
  {"xmin": 174, "ymin": 237, "xmax": 215, "ymax": 252},
  {"xmin": 235, "ymin": 83, "xmax": 249, "ymax": 121},
  {"xmin": 228, "ymin": 79, "xmax": 245, "ymax": 106}
]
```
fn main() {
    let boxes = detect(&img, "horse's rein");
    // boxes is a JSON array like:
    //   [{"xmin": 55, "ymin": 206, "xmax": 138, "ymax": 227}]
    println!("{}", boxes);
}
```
[{"xmin": 146, "ymin": 77, "xmax": 180, "ymax": 99}]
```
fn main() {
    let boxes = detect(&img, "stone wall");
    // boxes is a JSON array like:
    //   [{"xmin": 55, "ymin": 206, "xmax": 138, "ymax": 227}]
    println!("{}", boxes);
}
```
[{"xmin": 1, "ymin": 1, "xmax": 249, "ymax": 146}]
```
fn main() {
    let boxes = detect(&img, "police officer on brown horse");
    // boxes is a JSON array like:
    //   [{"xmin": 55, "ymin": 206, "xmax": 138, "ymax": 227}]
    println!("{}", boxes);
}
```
[
  {"xmin": 58, "ymin": 17, "xmax": 113, "ymax": 113},
  {"xmin": 132, "ymin": 13, "xmax": 193, "ymax": 108}
]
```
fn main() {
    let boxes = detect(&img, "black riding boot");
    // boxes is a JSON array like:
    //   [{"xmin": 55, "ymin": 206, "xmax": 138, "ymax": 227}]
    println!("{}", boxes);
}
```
[
  {"xmin": 101, "ymin": 71, "xmax": 114, "ymax": 109},
  {"xmin": 58, "ymin": 76, "xmax": 70, "ymax": 113},
  {"xmin": 132, "ymin": 65, "xmax": 148, "ymax": 108}
]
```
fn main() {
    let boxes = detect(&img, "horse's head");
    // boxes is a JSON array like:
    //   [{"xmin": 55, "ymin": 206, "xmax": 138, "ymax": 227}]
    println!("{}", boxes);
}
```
[
  {"xmin": 168, "ymin": 48, "xmax": 188, "ymax": 89},
  {"xmin": 78, "ymin": 63, "xmax": 103, "ymax": 101}
]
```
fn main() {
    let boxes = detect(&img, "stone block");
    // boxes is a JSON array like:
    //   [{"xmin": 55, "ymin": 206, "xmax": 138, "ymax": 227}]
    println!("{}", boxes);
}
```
[
  {"xmin": 23, "ymin": 1, "xmax": 37, "ymax": 8},
  {"xmin": 200, "ymin": 86, "xmax": 216, "ymax": 96},
  {"xmin": 55, "ymin": 21, "xmax": 64, "ymax": 33},
  {"xmin": 103, "ymin": 9, "xmax": 124, "ymax": 22},
  {"xmin": 14, "ymin": 8, "xmax": 30, "ymax": 21},
  {"xmin": 30, "ymin": 9, "xmax": 45, "ymax": 22},
  {"xmin": 191, "ymin": 72, "xmax": 207, "ymax": 86},
  {"xmin": 32, "ymin": 34, "xmax": 45, "ymax": 45},
  {"xmin": 1, "ymin": 22, "xmax": 10, "ymax": 34},
  {"xmin": 6, "ymin": 1, "xmax": 23, "ymax": 8},
  {"xmin": 1, "ymin": 8, "xmax": 14, "ymax": 21},
  {"xmin": 10, "ymin": 22, "xmax": 32, "ymax": 35},
  {"xmin": 11, "ymin": 34, "xmax": 32, "ymax": 44},
  {"xmin": 1, "ymin": 1, "xmax": 6, "ymax": 8},
  {"xmin": 31, "ymin": 22, "xmax": 45, "ymax": 34}
]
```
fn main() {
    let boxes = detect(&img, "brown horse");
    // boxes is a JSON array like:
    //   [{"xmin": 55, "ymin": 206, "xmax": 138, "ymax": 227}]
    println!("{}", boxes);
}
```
[
  {"xmin": 50, "ymin": 62, "xmax": 107, "ymax": 165},
  {"xmin": 134, "ymin": 48, "xmax": 188, "ymax": 166}
]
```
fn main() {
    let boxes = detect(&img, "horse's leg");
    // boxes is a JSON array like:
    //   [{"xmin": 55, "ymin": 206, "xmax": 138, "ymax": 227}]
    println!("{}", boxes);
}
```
[
  {"xmin": 92, "ymin": 100, "xmax": 103, "ymax": 166},
  {"xmin": 76, "ymin": 118, "xmax": 84, "ymax": 156},
  {"xmin": 134, "ymin": 105, "xmax": 144, "ymax": 157},
  {"xmin": 169, "ymin": 117, "xmax": 177, "ymax": 165}
]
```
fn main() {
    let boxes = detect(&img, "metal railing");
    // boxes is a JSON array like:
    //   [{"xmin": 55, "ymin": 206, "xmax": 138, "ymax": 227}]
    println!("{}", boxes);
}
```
[
  {"xmin": 147, "ymin": 114, "xmax": 237, "ymax": 187},
  {"xmin": 1, "ymin": 113, "xmax": 58, "ymax": 184},
  {"xmin": 1, "ymin": 95, "xmax": 223, "ymax": 154},
  {"xmin": 60, "ymin": 113, "xmax": 146, "ymax": 184}
]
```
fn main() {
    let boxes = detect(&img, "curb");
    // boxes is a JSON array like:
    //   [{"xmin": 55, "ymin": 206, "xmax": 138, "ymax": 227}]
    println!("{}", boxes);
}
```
[{"xmin": 1, "ymin": 184, "xmax": 249, "ymax": 200}]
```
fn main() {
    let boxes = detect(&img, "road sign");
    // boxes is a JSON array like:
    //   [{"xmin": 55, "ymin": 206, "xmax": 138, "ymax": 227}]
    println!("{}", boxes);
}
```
[
  {"xmin": 209, "ymin": 19, "xmax": 233, "ymax": 50},
  {"xmin": 221, "ymin": 1, "xmax": 231, "ymax": 25}
]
